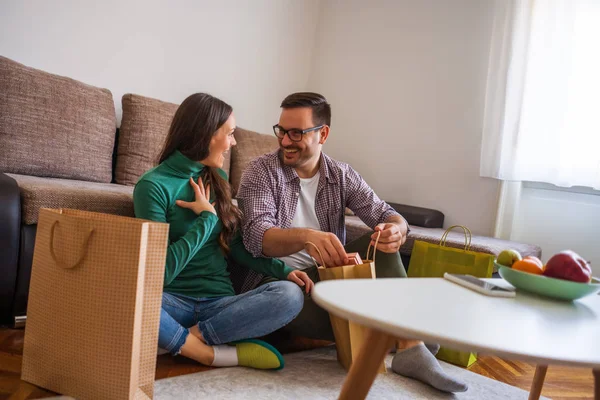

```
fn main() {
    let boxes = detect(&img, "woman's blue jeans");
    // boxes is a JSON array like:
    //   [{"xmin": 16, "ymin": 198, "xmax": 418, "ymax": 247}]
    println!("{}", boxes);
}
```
[{"xmin": 159, "ymin": 281, "xmax": 304, "ymax": 355}]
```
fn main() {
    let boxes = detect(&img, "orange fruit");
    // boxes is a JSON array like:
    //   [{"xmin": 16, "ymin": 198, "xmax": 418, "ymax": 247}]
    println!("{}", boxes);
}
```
[
  {"xmin": 512, "ymin": 259, "xmax": 544, "ymax": 275},
  {"xmin": 524, "ymin": 256, "xmax": 543, "ymax": 268}
]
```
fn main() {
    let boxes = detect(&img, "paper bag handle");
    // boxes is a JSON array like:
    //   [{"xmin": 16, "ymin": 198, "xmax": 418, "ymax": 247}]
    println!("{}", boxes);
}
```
[
  {"xmin": 305, "ymin": 241, "xmax": 327, "ymax": 269},
  {"xmin": 365, "ymin": 230, "xmax": 381, "ymax": 263},
  {"xmin": 49, "ymin": 220, "xmax": 94, "ymax": 269},
  {"xmin": 439, "ymin": 225, "xmax": 472, "ymax": 251}
]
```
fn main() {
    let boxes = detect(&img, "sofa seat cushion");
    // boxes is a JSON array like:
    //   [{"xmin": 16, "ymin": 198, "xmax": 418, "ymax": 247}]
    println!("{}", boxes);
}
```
[
  {"xmin": 344, "ymin": 216, "xmax": 541, "ymax": 258},
  {"xmin": 0, "ymin": 56, "xmax": 116, "ymax": 183},
  {"xmin": 115, "ymin": 93, "xmax": 232, "ymax": 186},
  {"xmin": 8, "ymin": 174, "xmax": 134, "ymax": 225},
  {"xmin": 406, "ymin": 226, "xmax": 541, "ymax": 258}
]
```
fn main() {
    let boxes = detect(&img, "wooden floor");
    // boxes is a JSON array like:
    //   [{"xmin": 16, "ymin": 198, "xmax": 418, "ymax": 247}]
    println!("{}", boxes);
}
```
[{"xmin": 0, "ymin": 327, "xmax": 595, "ymax": 399}]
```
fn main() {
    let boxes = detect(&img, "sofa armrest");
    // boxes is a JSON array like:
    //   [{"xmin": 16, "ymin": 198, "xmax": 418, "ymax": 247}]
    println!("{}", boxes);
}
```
[
  {"xmin": 0, "ymin": 172, "xmax": 21, "ymax": 324},
  {"xmin": 386, "ymin": 202, "xmax": 444, "ymax": 229}
]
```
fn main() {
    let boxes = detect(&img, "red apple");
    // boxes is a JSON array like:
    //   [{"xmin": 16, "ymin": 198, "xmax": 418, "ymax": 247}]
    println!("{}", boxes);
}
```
[{"xmin": 543, "ymin": 250, "xmax": 592, "ymax": 283}]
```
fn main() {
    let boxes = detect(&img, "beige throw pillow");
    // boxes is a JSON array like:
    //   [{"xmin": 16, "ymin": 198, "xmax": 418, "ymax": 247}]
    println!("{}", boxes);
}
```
[
  {"xmin": 0, "ymin": 56, "xmax": 116, "ymax": 183},
  {"xmin": 115, "ymin": 94, "xmax": 179, "ymax": 186}
]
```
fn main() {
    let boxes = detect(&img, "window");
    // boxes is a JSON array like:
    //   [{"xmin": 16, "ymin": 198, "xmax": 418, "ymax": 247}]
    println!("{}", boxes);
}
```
[{"xmin": 480, "ymin": 0, "xmax": 600, "ymax": 190}]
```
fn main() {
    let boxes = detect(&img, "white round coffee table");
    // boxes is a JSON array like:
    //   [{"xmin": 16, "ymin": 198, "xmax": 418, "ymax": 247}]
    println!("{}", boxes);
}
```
[{"xmin": 312, "ymin": 278, "xmax": 600, "ymax": 400}]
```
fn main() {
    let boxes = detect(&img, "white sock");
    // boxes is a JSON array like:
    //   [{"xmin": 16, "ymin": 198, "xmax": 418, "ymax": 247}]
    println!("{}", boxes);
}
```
[{"xmin": 210, "ymin": 345, "xmax": 239, "ymax": 367}]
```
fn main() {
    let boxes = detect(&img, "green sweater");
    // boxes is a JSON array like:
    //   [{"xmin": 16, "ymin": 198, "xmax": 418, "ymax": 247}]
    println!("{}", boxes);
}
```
[{"xmin": 133, "ymin": 150, "xmax": 293, "ymax": 298}]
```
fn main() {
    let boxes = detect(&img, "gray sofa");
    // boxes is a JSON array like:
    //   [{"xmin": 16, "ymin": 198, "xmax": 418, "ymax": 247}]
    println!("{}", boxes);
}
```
[{"xmin": 0, "ymin": 55, "xmax": 541, "ymax": 327}]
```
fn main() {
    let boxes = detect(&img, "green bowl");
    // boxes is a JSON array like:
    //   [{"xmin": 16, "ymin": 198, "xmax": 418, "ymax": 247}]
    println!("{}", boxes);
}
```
[{"xmin": 495, "ymin": 262, "xmax": 600, "ymax": 301}]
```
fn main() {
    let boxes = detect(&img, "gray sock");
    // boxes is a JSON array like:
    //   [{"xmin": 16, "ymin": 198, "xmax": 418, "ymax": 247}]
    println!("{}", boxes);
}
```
[
  {"xmin": 392, "ymin": 343, "xmax": 439, "ymax": 355},
  {"xmin": 425, "ymin": 343, "xmax": 440, "ymax": 356},
  {"xmin": 391, "ymin": 343, "xmax": 468, "ymax": 393}
]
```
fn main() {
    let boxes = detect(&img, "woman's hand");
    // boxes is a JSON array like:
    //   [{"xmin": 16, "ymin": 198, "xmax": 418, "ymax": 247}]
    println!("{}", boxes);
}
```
[
  {"xmin": 287, "ymin": 270, "xmax": 314, "ymax": 294},
  {"xmin": 175, "ymin": 177, "xmax": 216, "ymax": 216}
]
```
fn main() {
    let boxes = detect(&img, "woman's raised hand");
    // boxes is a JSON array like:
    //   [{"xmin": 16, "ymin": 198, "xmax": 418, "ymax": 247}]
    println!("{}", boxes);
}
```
[{"xmin": 175, "ymin": 177, "xmax": 216, "ymax": 216}]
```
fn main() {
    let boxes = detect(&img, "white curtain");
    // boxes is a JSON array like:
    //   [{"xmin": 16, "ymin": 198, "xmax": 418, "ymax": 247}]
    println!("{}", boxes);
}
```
[{"xmin": 480, "ymin": 0, "xmax": 600, "ymax": 190}]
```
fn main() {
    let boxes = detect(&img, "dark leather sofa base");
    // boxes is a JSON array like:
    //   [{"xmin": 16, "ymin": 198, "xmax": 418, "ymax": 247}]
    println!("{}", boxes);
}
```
[{"xmin": 12, "ymin": 225, "xmax": 36, "ymax": 322}]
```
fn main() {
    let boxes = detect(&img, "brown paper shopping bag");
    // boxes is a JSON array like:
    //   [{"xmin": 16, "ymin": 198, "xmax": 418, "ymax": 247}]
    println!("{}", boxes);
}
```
[
  {"xmin": 21, "ymin": 208, "xmax": 169, "ymax": 400},
  {"xmin": 306, "ymin": 233, "xmax": 386, "ymax": 373}
]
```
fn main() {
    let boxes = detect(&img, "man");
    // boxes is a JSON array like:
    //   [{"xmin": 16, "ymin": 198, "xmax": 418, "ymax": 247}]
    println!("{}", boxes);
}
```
[{"xmin": 237, "ymin": 92, "xmax": 466, "ymax": 393}]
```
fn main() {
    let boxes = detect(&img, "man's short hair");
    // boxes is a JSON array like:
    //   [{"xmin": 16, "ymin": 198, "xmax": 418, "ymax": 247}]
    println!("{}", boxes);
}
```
[{"xmin": 280, "ymin": 92, "xmax": 331, "ymax": 127}]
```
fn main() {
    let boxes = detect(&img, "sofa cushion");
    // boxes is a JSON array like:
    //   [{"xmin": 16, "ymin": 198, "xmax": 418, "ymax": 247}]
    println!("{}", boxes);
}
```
[
  {"xmin": 115, "ymin": 94, "xmax": 178, "ymax": 186},
  {"xmin": 344, "ymin": 215, "xmax": 542, "ymax": 259},
  {"xmin": 230, "ymin": 128, "xmax": 278, "ymax": 196},
  {"xmin": 406, "ymin": 226, "xmax": 542, "ymax": 259},
  {"xmin": 0, "ymin": 56, "xmax": 116, "ymax": 183},
  {"xmin": 8, "ymin": 173, "xmax": 134, "ymax": 225},
  {"xmin": 345, "ymin": 215, "xmax": 372, "ymax": 243},
  {"xmin": 115, "ymin": 93, "xmax": 232, "ymax": 186}
]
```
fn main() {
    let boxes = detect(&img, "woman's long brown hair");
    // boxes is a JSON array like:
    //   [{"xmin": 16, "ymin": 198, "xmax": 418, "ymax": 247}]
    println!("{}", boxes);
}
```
[{"xmin": 158, "ymin": 93, "xmax": 241, "ymax": 253}]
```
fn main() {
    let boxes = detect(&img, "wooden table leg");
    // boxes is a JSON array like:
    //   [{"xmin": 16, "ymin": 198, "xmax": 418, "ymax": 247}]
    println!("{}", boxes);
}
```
[
  {"xmin": 339, "ymin": 328, "xmax": 396, "ymax": 400},
  {"xmin": 528, "ymin": 365, "xmax": 548, "ymax": 400},
  {"xmin": 594, "ymin": 369, "xmax": 599, "ymax": 400}
]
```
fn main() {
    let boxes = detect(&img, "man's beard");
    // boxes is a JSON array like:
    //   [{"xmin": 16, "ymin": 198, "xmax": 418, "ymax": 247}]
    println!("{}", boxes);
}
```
[{"xmin": 278, "ymin": 146, "xmax": 303, "ymax": 167}]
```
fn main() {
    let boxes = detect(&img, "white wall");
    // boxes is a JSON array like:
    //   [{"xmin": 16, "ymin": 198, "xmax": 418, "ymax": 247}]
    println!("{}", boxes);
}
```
[
  {"xmin": 511, "ymin": 185, "xmax": 600, "ymax": 277},
  {"xmin": 0, "ymin": 0, "xmax": 321, "ymax": 133},
  {"xmin": 307, "ymin": 0, "xmax": 500, "ymax": 235},
  {"xmin": 0, "ymin": 0, "xmax": 503, "ymax": 235}
]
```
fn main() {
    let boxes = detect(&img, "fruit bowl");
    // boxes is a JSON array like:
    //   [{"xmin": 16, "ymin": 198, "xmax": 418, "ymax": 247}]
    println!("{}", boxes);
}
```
[{"xmin": 495, "ymin": 262, "xmax": 600, "ymax": 301}]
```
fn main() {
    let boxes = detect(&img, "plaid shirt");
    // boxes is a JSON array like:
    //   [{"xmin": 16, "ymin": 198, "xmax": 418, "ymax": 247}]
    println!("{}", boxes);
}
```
[{"xmin": 237, "ymin": 150, "xmax": 401, "ymax": 258}]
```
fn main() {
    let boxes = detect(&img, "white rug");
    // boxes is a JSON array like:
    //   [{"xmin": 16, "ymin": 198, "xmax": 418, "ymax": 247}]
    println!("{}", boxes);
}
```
[{"xmin": 154, "ymin": 346, "xmax": 549, "ymax": 399}]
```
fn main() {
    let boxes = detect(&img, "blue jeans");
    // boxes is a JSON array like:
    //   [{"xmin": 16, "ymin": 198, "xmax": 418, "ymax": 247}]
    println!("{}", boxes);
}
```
[{"xmin": 159, "ymin": 281, "xmax": 304, "ymax": 355}]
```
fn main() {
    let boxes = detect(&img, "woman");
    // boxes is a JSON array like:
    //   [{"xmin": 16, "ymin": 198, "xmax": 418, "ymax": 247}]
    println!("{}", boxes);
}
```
[{"xmin": 134, "ymin": 93, "xmax": 313, "ymax": 370}]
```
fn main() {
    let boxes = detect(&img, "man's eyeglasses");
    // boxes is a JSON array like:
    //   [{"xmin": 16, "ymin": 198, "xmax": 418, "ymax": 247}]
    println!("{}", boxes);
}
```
[{"xmin": 272, "ymin": 124, "xmax": 324, "ymax": 142}]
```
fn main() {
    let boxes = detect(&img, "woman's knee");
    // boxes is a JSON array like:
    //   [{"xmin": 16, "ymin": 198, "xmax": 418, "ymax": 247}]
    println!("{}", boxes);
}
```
[{"xmin": 267, "ymin": 281, "xmax": 304, "ymax": 317}]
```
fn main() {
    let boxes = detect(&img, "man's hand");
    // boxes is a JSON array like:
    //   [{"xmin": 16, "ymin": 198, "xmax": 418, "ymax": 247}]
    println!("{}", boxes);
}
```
[
  {"xmin": 305, "ymin": 230, "xmax": 348, "ymax": 267},
  {"xmin": 287, "ymin": 270, "xmax": 314, "ymax": 294},
  {"xmin": 370, "ymin": 222, "xmax": 407, "ymax": 253}
]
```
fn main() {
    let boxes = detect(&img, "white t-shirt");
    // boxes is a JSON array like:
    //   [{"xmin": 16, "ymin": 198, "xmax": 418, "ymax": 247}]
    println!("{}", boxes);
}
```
[{"xmin": 278, "ymin": 172, "xmax": 321, "ymax": 270}]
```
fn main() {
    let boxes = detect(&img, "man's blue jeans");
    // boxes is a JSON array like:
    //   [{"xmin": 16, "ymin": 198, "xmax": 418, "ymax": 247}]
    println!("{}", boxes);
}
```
[{"xmin": 159, "ymin": 281, "xmax": 304, "ymax": 355}]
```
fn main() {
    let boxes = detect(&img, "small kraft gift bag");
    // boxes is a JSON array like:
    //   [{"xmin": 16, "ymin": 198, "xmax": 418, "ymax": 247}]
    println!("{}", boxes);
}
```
[
  {"xmin": 21, "ymin": 208, "xmax": 169, "ymax": 400},
  {"xmin": 306, "ymin": 232, "xmax": 386, "ymax": 373},
  {"xmin": 407, "ymin": 225, "xmax": 494, "ymax": 367}
]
